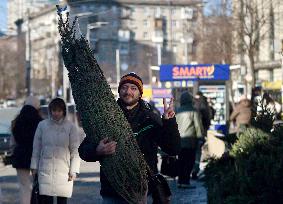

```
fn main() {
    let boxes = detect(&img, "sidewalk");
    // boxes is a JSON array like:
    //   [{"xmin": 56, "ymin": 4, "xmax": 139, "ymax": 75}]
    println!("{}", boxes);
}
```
[
  {"xmin": 0, "ymin": 161, "xmax": 207, "ymax": 204},
  {"xmin": 70, "ymin": 161, "xmax": 207, "ymax": 204}
]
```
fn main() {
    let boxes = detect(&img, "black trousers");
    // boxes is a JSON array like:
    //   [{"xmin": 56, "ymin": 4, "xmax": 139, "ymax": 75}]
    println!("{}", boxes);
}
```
[
  {"xmin": 178, "ymin": 147, "xmax": 197, "ymax": 184},
  {"xmin": 39, "ymin": 195, "xmax": 67, "ymax": 204}
]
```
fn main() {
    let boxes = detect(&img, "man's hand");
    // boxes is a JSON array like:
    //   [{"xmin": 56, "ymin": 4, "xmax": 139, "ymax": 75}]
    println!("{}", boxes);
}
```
[
  {"xmin": 96, "ymin": 138, "xmax": 117, "ymax": 156},
  {"xmin": 163, "ymin": 98, "xmax": 175, "ymax": 119}
]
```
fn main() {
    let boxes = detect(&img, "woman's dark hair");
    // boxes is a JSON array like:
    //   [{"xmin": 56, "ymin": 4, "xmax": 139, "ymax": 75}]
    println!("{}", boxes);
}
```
[
  {"xmin": 12, "ymin": 105, "xmax": 43, "ymax": 144},
  {"xmin": 48, "ymin": 98, "xmax": 67, "ymax": 116}
]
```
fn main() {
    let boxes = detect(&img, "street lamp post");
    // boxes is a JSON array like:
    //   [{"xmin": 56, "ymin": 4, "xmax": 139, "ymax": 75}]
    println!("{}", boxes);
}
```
[
  {"xmin": 26, "ymin": 9, "xmax": 32, "ymax": 96},
  {"xmin": 281, "ymin": 39, "xmax": 283, "ymax": 116},
  {"xmin": 116, "ymin": 49, "xmax": 120, "ymax": 89},
  {"xmin": 150, "ymin": 66, "xmax": 160, "ymax": 87},
  {"xmin": 157, "ymin": 43, "xmax": 162, "ymax": 66}
]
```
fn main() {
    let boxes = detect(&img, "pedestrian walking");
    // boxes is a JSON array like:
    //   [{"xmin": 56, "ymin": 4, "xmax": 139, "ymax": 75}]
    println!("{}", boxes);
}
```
[
  {"xmin": 10, "ymin": 96, "xmax": 43, "ymax": 204},
  {"xmin": 79, "ymin": 72, "xmax": 181, "ymax": 203},
  {"xmin": 230, "ymin": 96, "xmax": 252, "ymax": 134},
  {"xmin": 30, "ymin": 98, "xmax": 81, "ymax": 204},
  {"xmin": 192, "ymin": 91, "xmax": 210, "ymax": 179},
  {"xmin": 176, "ymin": 91, "xmax": 204, "ymax": 188}
]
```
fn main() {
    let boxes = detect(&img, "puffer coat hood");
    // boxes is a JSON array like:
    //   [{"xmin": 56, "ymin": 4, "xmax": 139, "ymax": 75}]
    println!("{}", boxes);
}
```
[{"xmin": 180, "ymin": 91, "xmax": 193, "ymax": 106}]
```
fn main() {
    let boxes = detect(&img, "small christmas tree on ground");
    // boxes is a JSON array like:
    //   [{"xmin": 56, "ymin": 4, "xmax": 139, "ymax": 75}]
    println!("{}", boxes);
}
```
[{"xmin": 204, "ymin": 97, "xmax": 283, "ymax": 204}]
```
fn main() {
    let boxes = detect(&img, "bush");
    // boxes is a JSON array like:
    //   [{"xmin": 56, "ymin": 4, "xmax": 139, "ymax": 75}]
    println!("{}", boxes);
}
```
[{"xmin": 204, "ymin": 99, "xmax": 283, "ymax": 204}]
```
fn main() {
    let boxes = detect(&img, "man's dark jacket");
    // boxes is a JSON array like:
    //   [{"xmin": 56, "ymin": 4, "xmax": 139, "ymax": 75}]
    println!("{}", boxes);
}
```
[{"xmin": 78, "ymin": 99, "xmax": 181, "ymax": 198}]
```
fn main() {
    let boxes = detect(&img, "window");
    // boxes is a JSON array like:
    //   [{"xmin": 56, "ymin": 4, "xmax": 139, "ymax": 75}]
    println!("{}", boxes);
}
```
[
  {"xmin": 119, "ymin": 43, "xmax": 129, "ymax": 54},
  {"xmin": 100, "ymin": 5, "xmax": 107, "ymax": 11},
  {"xmin": 173, "ymin": 46, "xmax": 177, "ymax": 53},
  {"xmin": 155, "ymin": 30, "xmax": 163, "ymax": 38},
  {"xmin": 121, "ymin": 8, "xmax": 131, "ymax": 18},
  {"xmin": 112, "ymin": 21, "xmax": 118, "ymax": 27},
  {"xmin": 181, "ymin": 7, "xmax": 193, "ymax": 19},
  {"xmin": 173, "ymin": 33, "xmax": 178, "ymax": 41},
  {"xmin": 143, "ymin": 20, "xmax": 150, "ymax": 27},
  {"xmin": 131, "ymin": 7, "xmax": 135, "ymax": 13},
  {"xmin": 112, "ymin": 6, "xmax": 117, "ymax": 12},
  {"xmin": 171, "ymin": 8, "xmax": 177, "ymax": 15},
  {"xmin": 155, "ymin": 19, "xmax": 163, "ymax": 29},
  {"xmin": 81, "ymin": 5, "xmax": 87, "ymax": 12},
  {"xmin": 172, "ymin": 20, "xmax": 178, "ymax": 28},
  {"xmin": 118, "ymin": 29, "xmax": 130, "ymax": 42},
  {"xmin": 143, "ymin": 32, "xmax": 148, "ymax": 39},
  {"xmin": 155, "ymin": 7, "xmax": 161, "ymax": 18},
  {"xmin": 144, "ymin": 7, "xmax": 150, "ymax": 16}
]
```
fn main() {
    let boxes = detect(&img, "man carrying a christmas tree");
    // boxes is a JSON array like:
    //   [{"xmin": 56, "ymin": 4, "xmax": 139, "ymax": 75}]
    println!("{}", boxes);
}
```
[{"xmin": 79, "ymin": 72, "xmax": 181, "ymax": 203}]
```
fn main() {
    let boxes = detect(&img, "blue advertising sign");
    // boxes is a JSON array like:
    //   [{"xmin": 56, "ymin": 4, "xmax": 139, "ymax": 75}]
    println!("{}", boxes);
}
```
[{"xmin": 160, "ymin": 64, "xmax": 230, "ymax": 81}]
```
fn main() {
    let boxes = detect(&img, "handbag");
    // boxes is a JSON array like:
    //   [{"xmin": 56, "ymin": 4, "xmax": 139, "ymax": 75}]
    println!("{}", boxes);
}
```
[
  {"xmin": 30, "ymin": 174, "xmax": 40, "ymax": 204},
  {"xmin": 160, "ymin": 156, "xmax": 178, "ymax": 178},
  {"xmin": 147, "ymin": 166, "xmax": 172, "ymax": 204}
]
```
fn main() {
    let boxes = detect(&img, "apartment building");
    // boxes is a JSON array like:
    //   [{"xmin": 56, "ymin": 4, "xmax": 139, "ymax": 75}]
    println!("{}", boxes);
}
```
[
  {"xmin": 68, "ymin": 0, "xmax": 203, "ymax": 85},
  {"xmin": 7, "ymin": 1, "xmax": 62, "ymax": 98},
  {"xmin": 6, "ymin": 0, "xmax": 204, "ymax": 98},
  {"xmin": 28, "ymin": 6, "xmax": 62, "ymax": 98},
  {"xmin": 232, "ymin": 0, "xmax": 283, "ymax": 101}
]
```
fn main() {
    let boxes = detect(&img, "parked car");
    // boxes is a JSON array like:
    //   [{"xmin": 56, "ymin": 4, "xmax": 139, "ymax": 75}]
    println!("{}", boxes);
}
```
[
  {"xmin": 6, "ymin": 98, "xmax": 17, "ymax": 107},
  {"xmin": 0, "ymin": 107, "xmax": 20, "ymax": 164},
  {"xmin": 0, "ymin": 133, "xmax": 10, "ymax": 156}
]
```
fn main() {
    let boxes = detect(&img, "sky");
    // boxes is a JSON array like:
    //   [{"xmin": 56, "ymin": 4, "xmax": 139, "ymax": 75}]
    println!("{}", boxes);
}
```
[
  {"xmin": 0, "ymin": 0, "xmax": 7, "ymax": 33},
  {"xmin": 204, "ymin": 0, "xmax": 223, "ymax": 15}
]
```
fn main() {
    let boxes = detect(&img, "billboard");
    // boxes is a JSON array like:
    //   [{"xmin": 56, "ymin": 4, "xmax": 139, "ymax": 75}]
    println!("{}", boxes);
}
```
[{"xmin": 160, "ymin": 64, "xmax": 230, "ymax": 81}]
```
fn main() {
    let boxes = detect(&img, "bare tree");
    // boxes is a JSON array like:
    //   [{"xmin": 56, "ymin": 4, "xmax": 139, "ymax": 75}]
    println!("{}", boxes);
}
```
[
  {"xmin": 201, "ymin": 1, "xmax": 233, "ymax": 64},
  {"xmin": 201, "ymin": 0, "xmax": 240, "ymax": 103},
  {"xmin": 234, "ymin": 0, "xmax": 276, "ymax": 88},
  {"xmin": 0, "ymin": 36, "xmax": 25, "ymax": 99}
]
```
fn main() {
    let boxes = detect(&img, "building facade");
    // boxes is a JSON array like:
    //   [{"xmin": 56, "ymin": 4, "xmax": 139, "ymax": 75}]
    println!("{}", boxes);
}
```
[
  {"xmin": 0, "ymin": 35, "xmax": 25, "ymax": 99},
  {"xmin": 7, "ymin": 0, "xmax": 204, "ymax": 99},
  {"xmin": 68, "ymin": 0, "xmax": 203, "ymax": 86},
  {"xmin": 28, "ymin": 6, "xmax": 62, "ymax": 98},
  {"xmin": 7, "ymin": 0, "xmax": 51, "ymax": 34},
  {"xmin": 232, "ymin": 0, "xmax": 283, "ymax": 101},
  {"xmin": 7, "ymin": 1, "xmax": 63, "ymax": 99}
]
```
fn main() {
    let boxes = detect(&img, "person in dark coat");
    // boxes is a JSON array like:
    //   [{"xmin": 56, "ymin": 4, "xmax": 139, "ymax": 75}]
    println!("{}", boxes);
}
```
[
  {"xmin": 79, "ymin": 72, "xmax": 181, "ymax": 204},
  {"xmin": 191, "ymin": 91, "xmax": 211, "ymax": 179},
  {"xmin": 194, "ymin": 91, "xmax": 211, "ymax": 131},
  {"xmin": 10, "ymin": 96, "xmax": 43, "ymax": 204}
]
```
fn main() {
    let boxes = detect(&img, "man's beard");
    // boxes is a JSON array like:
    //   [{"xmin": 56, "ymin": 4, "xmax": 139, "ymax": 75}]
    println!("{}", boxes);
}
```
[{"xmin": 121, "ymin": 94, "xmax": 140, "ymax": 106}]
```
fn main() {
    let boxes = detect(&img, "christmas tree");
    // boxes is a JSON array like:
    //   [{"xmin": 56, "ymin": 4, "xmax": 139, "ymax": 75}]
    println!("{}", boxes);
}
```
[{"xmin": 56, "ymin": 6, "xmax": 148, "ymax": 203}]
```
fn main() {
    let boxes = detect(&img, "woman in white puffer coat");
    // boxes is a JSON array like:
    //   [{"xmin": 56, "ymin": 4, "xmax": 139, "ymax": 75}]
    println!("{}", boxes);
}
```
[{"xmin": 30, "ymin": 98, "xmax": 81, "ymax": 204}]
